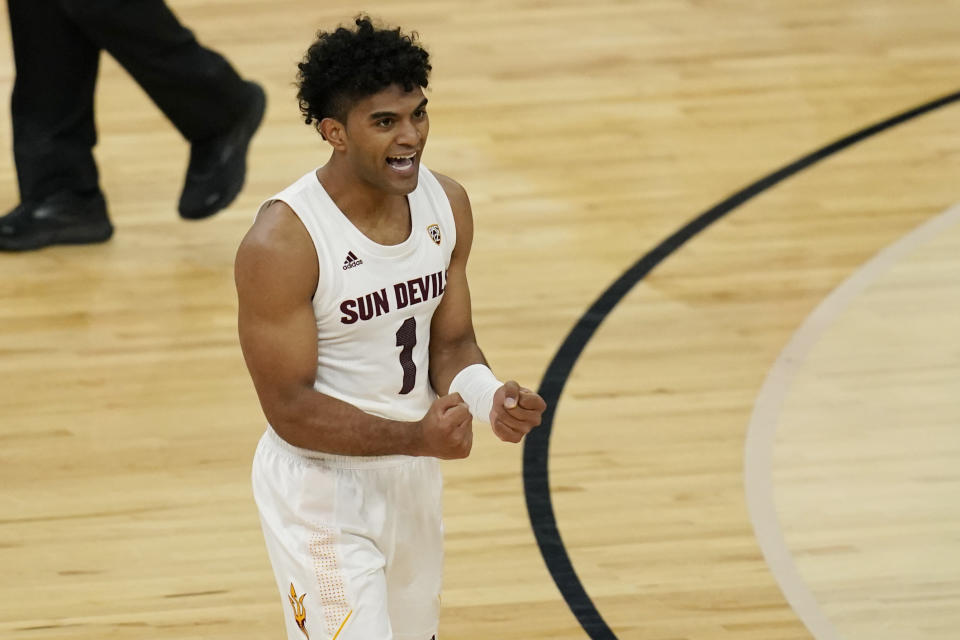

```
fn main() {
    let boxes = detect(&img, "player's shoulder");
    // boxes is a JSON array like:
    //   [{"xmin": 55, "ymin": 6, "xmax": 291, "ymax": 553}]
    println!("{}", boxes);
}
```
[
  {"xmin": 237, "ymin": 200, "xmax": 316, "ymax": 275},
  {"xmin": 236, "ymin": 199, "xmax": 318, "ymax": 302},
  {"xmin": 244, "ymin": 200, "xmax": 306, "ymax": 246},
  {"xmin": 426, "ymin": 170, "xmax": 472, "ymax": 222}
]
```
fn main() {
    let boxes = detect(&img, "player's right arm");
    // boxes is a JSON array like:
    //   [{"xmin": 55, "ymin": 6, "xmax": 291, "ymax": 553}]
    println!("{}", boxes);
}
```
[{"xmin": 235, "ymin": 201, "xmax": 471, "ymax": 459}]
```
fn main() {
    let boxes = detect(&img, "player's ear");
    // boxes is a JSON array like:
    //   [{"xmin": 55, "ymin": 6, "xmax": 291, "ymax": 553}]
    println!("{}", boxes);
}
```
[{"xmin": 320, "ymin": 117, "xmax": 347, "ymax": 150}]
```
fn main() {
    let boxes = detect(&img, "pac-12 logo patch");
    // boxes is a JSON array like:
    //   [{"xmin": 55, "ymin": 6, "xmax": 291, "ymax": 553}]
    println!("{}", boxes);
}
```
[
  {"xmin": 288, "ymin": 583, "xmax": 309, "ymax": 639},
  {"xmin": 427, "ymin": 224, "xmax": 441, "ymax": 245}
]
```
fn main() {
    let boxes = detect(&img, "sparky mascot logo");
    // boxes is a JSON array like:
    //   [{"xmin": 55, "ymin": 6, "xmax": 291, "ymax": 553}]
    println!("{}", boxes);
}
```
[{"xmin": 288, "ymin": 583, "xmax": 309, "ymax": 639}]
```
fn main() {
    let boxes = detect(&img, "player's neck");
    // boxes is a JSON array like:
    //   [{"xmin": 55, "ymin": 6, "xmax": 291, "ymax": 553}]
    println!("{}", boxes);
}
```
[
  {"xmin": 316, "ymin": 162, "xmax": 412, "ymax": 246},
  {"xmin": 316, "ymin": 162, "xmax": 406, "ymax": 223}
]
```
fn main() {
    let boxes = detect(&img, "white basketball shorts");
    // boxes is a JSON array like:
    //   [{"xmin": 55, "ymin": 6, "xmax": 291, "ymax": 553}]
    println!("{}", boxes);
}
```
[{"xmin": 252, "ymin": 427, "xmax": 443, "ymax": 640}]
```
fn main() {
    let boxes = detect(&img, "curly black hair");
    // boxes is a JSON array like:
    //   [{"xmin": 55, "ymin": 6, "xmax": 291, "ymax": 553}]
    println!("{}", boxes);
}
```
[{"xmin": 297, "ymin": 15, "xmax": 431, "ymax": 133}]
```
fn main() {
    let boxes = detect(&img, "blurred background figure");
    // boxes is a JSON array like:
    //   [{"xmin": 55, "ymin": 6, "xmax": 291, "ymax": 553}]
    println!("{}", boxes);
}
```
[{"xmin": 0, "ymin": 0, "xmax": 265, "ymax": 251}]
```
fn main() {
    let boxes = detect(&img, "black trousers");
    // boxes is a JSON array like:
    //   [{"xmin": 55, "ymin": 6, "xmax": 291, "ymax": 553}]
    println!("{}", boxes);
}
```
[{"xmin": 8, "ymin": 0, "xmax": 250, "ymax": 202}]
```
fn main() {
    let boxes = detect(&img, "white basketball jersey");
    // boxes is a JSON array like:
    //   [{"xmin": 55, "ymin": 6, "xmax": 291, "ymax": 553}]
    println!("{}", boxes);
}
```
[{"xmin": 261, "ymin": 165, "xmax": 456, "ymax": 423}]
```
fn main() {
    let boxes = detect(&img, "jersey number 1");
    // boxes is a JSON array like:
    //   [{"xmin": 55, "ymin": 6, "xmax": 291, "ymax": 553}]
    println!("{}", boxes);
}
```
[{"xmin": 395, "ymin": 317, "xmax": 417, "ymax": 394}]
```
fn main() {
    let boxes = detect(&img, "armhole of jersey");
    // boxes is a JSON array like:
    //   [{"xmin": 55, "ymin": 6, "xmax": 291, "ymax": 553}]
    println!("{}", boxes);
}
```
[
  {"xmin": 420, "ymin": 167, "xmax": 458, "ymax": 266},
  {"xmin": 258, "ymin": 195, "xmax": 324, "ymax": 302},
  {"xmin": 253, "ymin": 198, "xmax": 273, "ymax": 221},
  {"xmin": 444, "ymin": 187, "xmax": 458, "ymax": 266}
]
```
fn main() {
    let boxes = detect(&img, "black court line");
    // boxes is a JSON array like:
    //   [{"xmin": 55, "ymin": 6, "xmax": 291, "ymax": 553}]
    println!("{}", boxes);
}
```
[{"xmin": 522, "ymin": 89, "xmax": 960, "ymax": 639}]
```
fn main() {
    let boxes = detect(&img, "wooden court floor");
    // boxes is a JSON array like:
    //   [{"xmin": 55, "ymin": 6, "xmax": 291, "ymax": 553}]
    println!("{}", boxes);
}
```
[{"xmin": 1, "ymin": 1, "xmax": 958, "ymax": 638}]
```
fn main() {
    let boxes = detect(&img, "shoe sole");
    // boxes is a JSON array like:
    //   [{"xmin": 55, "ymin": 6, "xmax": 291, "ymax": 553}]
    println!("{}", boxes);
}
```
[
  {"xmin": 0, "ymin": 222, "xmax": 113, "ymax": 251},
  {"xmin": 179, "ymin": 83, "xmax": 267, "ymax": 220}
]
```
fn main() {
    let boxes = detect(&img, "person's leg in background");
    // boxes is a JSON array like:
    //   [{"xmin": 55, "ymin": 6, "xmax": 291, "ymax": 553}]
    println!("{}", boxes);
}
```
[
  {"xmin": 0, "ymin": 0, "xmax": 265, "ymax": 251},
  {"xmin": 59, "ymin": 0, "xmax": 266, "ymax": 219},
  {"xmin": 0, "ymin": 0, "xmax": 113, "ymax": 251}
]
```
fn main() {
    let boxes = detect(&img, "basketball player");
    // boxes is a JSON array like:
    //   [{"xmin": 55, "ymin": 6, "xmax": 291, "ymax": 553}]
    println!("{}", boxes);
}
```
[{"xmin": 235, "ymin": 16, "xmax": 546, "ymax": 640}]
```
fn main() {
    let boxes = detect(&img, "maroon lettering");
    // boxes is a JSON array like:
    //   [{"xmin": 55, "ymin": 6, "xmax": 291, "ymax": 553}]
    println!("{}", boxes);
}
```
[
  {"xmin": 346, "ymin": 273, "xmax": 446, "ymax": 324},
  {"xmin": 394, "ymin": 282, "xmax": 409, "ymax": 309},
  {"xmin": 372, "ymin": 288, "xmax": 390, "ymax": 316},
  {"xmin": 340, "ymin": 299, "xmax": 358, "ymax": 324},
  {"xmin": 418, "ymin": 276, "xmax": 431, "ymax": 301},
  {"xmin": 358, "ymin": 294, "xmax": 375, "ymax": 321},
  {"xmin": 407, "ymin": 277, "xmax": 424, "ymax": 305}
]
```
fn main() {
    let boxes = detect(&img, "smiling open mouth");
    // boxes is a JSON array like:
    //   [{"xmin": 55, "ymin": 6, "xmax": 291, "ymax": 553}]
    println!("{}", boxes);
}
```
[{"xmin": 386, "ymin": 153, "xmax": 416, "ymax": 171}]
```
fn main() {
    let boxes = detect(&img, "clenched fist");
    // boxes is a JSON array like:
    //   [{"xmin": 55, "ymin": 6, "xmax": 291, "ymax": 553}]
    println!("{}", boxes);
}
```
[
  {"xmin": 417, "ymin": 392, "xmax": 474, "ymax": 459},
  {"xmin": 490, "ymin": 381, "xmax": 546, "ymax": 443}
]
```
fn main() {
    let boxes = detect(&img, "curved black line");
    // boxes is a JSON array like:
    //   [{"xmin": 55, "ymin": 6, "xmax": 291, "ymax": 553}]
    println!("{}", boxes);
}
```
[{"xmin": 522, "ymin": 89, "xmax": 960, "ymax": 639}]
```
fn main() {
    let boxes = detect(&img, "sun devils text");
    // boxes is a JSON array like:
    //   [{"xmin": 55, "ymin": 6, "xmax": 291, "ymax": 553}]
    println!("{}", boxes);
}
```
[{"xmin": 339, "ymin": 270, "xmax": 446, "ymax": 324}]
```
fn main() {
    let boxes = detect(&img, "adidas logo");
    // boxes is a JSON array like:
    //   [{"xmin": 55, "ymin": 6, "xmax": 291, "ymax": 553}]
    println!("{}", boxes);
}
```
[{"xmin": 342, "ymin": 251, "xmax": 364, "ymax": 270}]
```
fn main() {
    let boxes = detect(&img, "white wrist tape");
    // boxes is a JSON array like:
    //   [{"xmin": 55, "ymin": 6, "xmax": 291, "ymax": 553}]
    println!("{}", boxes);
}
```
[{"xmin": 449, "ymin": 364, "xmax": 503, "ymax": 424}]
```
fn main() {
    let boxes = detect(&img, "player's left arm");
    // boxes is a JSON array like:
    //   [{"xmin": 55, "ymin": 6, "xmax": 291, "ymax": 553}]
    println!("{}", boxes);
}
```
[{"xmin": 428, "ymin": 172, "xmax": 546, "ymax": 443}]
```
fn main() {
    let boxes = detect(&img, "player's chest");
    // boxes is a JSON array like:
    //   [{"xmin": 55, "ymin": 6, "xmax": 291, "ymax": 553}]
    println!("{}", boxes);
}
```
[{"xmin": 319, "ymin": 245, "xmax": 448, "ymax": 331}]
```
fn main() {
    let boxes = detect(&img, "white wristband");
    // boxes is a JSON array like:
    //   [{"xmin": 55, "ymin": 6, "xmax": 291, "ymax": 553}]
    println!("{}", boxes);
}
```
[{"xmin": 449, "ymin": 364, "xmax": 503, "ymax": 424}]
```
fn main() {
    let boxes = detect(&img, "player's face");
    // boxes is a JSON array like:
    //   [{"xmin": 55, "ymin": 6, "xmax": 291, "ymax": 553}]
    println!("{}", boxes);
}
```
[{"xmin": 343, "ymin": 85, "xmax": 429, "ymax": 195}]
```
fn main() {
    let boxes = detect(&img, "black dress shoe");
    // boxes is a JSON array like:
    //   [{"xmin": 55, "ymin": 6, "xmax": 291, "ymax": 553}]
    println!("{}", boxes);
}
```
[
  {"xmin": 178, "ymin": 81, "xmax": 266, "ymax": 220},
  {"xmin": 0, "ymin": 191, "xmax": 113, "ymax": 251}
]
